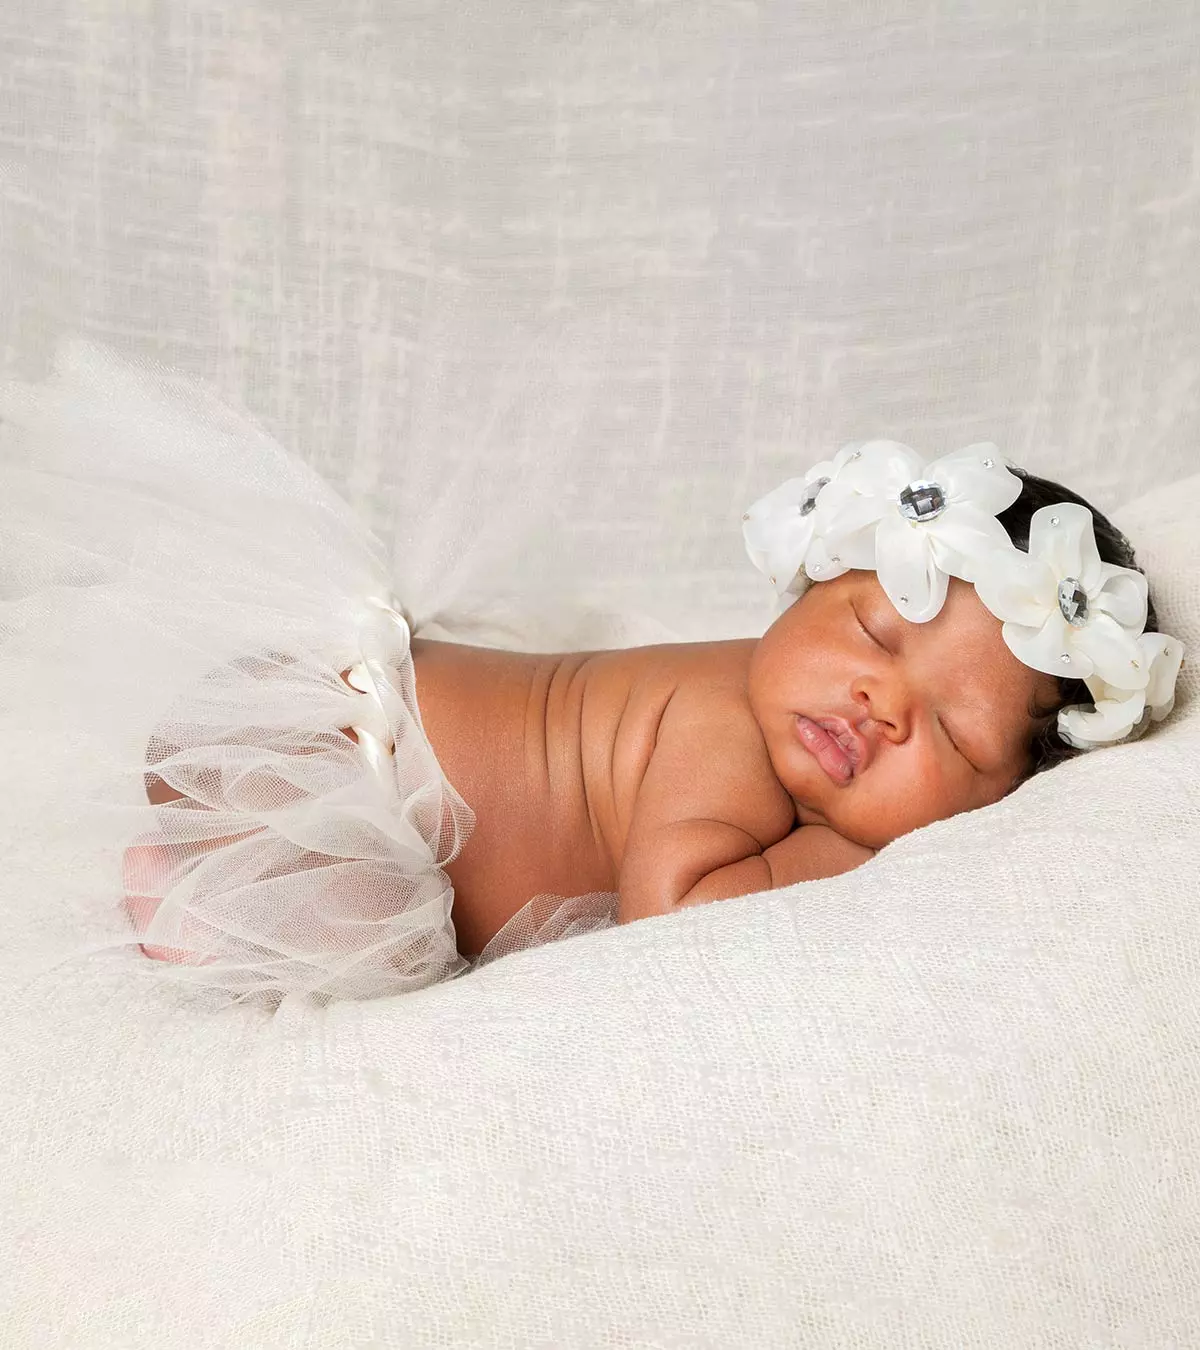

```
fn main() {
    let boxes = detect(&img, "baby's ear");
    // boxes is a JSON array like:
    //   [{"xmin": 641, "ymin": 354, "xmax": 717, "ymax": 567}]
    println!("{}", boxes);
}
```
[{"xmin": 1022, "ymin": 707, "xmax": 1072, "ymax": 781}]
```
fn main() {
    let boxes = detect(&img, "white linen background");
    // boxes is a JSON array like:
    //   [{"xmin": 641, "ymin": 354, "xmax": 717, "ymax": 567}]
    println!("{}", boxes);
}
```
[
  {"xmin": 2, "ymin": 0, "xmax": 1199, "ymax": 635},
  {"xmin": 3, "ymin": 2, "xmax": 1200, "ymax": 1347}
]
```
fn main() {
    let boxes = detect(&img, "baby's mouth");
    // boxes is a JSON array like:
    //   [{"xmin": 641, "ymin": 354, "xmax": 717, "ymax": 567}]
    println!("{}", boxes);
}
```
[{"xmin": 793, "ymin": 715, "xmax": 858, "ymax": 783}]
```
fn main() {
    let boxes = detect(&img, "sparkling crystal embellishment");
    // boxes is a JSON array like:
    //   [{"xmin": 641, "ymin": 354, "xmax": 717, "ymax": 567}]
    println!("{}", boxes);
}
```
[
  {"xmin": 898, "ymin": 480, "xmax": 947, "ymax": 522},
  {"xmin": 797, "ymin": 476, "xmax": 830, "ymax": 516},
  {"xmin": 1060, "ymin": 653, "xmax": 1072, "ymax": 664},
  {"xmin": 1057, "ymin": 576, "xmax": 1089, "ymax": 627},
  {"xmin": 982, "ymin": 457, "xmax": 995, "ymax": 468}
]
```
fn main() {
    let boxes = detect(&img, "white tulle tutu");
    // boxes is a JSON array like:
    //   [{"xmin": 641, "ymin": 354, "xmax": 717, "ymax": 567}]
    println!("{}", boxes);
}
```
[{"xmin": 0, "ymin": 340, "xmax": 615, "ymax": 1004}]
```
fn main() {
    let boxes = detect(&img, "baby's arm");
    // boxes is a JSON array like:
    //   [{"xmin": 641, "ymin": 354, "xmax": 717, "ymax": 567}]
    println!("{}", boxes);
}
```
[{"xmin": 617, "ymin": 687, "xmax": 874, "ymax": 924}]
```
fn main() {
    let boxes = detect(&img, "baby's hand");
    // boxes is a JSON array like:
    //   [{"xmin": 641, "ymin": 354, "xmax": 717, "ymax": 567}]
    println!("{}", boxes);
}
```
[
  {"xmin": 618, "ymin": 817, "xmax": 875, "ymax": 923},
  {"xmin": 661, "ymin": 822, "xmax": 874, "ymax": 912},
  {"xmin": 760, "ymin": 824, "xmax": 876, "ymax": 887}
]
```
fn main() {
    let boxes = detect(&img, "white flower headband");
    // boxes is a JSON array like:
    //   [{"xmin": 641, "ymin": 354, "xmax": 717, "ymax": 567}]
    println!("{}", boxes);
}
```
[{"xmin": 742, "ymin": 440, "xmax": 1184, "ymax": 752}]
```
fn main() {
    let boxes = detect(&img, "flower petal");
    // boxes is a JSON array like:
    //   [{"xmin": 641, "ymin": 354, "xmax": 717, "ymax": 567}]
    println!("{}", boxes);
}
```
[
  {"xmin": 835, "ymin": 440, "xmax": 922, "ymax": 495},
  {"xmin": 1027, "ymin": 502, "xmax": 1102, "ymax": 591},
  {"xmin": 1142, "ymin": 632, "xmax": 1185, "ymax": 718},
  {"xmin": 743, "ymin": 473, "xmax": 838, "ymax": 589},
  {"xmin": 743, "ymin": 515, "xmax": 815, "ymax": 592},
  {"xmin": 742, "ymin": 474, "xmax": 818, "ymax": 531},
  {"xmin": 742, "ymin": 507, "xmax": 795, "ymax": 561},
  {"xmin": 874, "ymin": 513, "xmax": 948, "ymax": 621},
  {"xmin": 1092, "ymin": 563, "xmax": 1148, "ymax": 634},
  {"xmin": 802, "ymin": 534, "xmax": 853, "ymax": 583},
  {"xmin": 829, "ymin": 442, "xmax": 868, "ymax": 473},
  {"xmin": 1058, "ymin": 693, "xmax": 1147, "ymax": 750},
  {"xmin": 929, "ymin": 444, "xmax": 1023, "ymax": 516},
  {"xmin": 830, "ymin": 524, "xmax": 880, "ymax": 571},
  {"xmin": 1001, "ymin": 610, "xmax": 1075, "ymax": 678},
  {"xmin": 1082, "ymin": 670, "xmax": 1119, "ymax": 705},
  {"xmin": 1072, "ymin": 612, "xmax": 1145, "ymax": 690},
  {"xmin": 973, "ymin": 546, "xmax": 1055, "ymax": 627},
  {"xmin": 926, "ymin": 507, "xmax": 1014, "ymax": 582},
  {"xmin": 812, "ymin": 479, "xmax": 887, "ymax": 536}
]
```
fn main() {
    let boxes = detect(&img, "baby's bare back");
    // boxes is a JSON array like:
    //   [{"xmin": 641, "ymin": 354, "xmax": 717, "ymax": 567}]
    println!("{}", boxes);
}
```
[{"xmin": 409, "ymin": 635, "xmax": 790, "ymax": 954}]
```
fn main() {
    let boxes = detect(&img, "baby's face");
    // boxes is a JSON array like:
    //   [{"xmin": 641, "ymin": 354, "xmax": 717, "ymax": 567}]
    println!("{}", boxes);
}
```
[{"xmin": 748, "ymin": 570, "xmax": 1059, "ymax": 850}]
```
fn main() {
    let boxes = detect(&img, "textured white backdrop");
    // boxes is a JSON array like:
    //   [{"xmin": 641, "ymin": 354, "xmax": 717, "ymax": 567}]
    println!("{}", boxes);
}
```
[
  {"xmin": 4, "ymin": 4, "xmax": 1200, "ymax": 1347},
  {"xmin": 1, "ymin": 1, "xmax": 1199, "ymax": 635}
]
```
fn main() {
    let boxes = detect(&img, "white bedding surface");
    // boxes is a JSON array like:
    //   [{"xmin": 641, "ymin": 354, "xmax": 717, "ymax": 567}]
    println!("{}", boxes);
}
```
[
  {"xmin": 1, "ymin": 477, "xmax": 1197, "ymax": 1346},
  {"xmin": 3, "ymin": 1, "xmax": 1200, "ymax": 1343}
]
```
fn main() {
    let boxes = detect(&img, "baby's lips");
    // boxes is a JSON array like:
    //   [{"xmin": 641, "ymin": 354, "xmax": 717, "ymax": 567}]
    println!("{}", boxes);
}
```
[
  {"xmin": 815, "ymin": 716, "xmax": 870, "ymax": 777},
  {"xmin": 794, "ymin": 716, "xmax": 855, "ymax": 783}
]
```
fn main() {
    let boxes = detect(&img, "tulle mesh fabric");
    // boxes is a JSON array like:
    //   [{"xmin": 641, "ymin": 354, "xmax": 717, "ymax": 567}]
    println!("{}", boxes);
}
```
[
  {"xmin": 118, "ymin": 638, "xmax": 475, "ymax": 1003},
  {"xmin": 476, "ymin": 890, "xmax": 617, "ymax": 967},
  {"xmin": 0, "ymin": 340, "xmax": 608, "ymax": 1003}
]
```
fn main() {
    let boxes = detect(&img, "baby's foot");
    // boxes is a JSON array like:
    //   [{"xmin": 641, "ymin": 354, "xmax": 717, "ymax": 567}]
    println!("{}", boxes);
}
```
[{"xmin": 122, "ymin": 840, "xmax": 204, "ymax": 964}]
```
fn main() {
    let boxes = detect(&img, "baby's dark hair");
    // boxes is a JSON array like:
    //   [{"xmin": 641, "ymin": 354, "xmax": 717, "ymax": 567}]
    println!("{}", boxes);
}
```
[{"xmin": 997, "ymin": 467, "xmax": 1158, "ymax": 775}]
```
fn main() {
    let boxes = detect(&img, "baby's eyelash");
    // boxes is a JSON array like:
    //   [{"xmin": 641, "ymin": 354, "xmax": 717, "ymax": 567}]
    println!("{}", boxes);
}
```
[
  {"xmin": 853, "ymin": 607, "xmax": 886, "ymax": 650},
  {"xmin": 938, "ymin": 714, "xmax": 977, "ymax": 772}
]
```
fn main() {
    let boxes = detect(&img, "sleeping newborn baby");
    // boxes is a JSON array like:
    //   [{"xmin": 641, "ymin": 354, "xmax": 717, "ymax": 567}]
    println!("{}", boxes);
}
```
[
  {"xmin": 0, "ymin": 343, "xmax": 1182, "ymax": 1003},
  {"xmin": 363, "ymin": 453, "xmax": 1179, "ymax": 955},
  {"xmin": 414, "ymin": 544, "xmax": 1063, "ymax": 944}
]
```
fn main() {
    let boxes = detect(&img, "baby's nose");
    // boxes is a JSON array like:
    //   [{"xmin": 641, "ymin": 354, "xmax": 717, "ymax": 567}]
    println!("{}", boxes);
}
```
[{"xmin": 853, "ymin": 676, "xmax": 912, "ymax": 743}]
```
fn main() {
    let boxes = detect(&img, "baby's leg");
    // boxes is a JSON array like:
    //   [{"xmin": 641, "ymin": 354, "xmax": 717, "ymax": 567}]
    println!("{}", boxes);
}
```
[
  {"xmin": 122, "ymin": 765, "xmax": 265, "ymax": 964},
  {"xmin": 123, "ymin": 668, "xmax": 367, "ymax": 966}
]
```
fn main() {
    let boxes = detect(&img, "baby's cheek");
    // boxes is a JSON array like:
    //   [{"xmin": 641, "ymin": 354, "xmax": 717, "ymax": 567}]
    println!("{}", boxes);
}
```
[{"xmin": 843, "ymin": 754, "xmax": 964, "ymax": 847}]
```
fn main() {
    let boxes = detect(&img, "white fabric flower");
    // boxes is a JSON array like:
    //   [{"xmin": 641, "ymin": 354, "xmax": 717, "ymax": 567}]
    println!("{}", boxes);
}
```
[
  {"xmin": 816, "ymin": 441, "xmax": 1023, "ymax": 622},
  {"xmin": 742, "ymin": 440, "xmax": 874, "ymax": 596},
  {"xmin": 973, "ymin": 502, "xmax": 1148, "ymax": 687},
  {"xmin": 1058, "ymin": 632, "xmax": 1185, "ymax": 750}
]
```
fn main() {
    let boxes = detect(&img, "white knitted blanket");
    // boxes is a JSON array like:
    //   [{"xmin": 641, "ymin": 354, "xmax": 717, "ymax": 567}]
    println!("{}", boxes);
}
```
[{"xmin": 0, "ymin": 473, "xmax": 1195, "ymax": 1346}]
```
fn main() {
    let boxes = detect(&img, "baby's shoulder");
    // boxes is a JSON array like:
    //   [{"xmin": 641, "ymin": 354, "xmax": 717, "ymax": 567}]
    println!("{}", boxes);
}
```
[
  {"xmin": 591, "ymin": 635, "xmax": 756, "ymax": 697},
  {"xmin": 626, "ymin": 641, "xmax": 797, "ymax": 849}
]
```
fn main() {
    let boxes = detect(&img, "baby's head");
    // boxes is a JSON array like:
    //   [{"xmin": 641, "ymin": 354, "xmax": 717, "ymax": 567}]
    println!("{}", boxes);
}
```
[{"xmin": 743, "ymin": 444, "xmax": 1182, "ymax": 851}]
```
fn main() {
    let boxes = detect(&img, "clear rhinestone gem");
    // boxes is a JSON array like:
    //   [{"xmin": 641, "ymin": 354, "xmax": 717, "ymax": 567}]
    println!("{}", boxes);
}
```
[
  {"xmin": 982, "ymin": 457, "xmax": 995, "ymax": 468},
  {"xmin": 830, "ymin": 554, "xmax": 841, "ymax": 564},
  {"xmin": 1060, "ymin": 653, "xmax": 1072, "ymax": 664},
  {"xmin": 769, "ymin": 574, "xmax": 776, "ymax": 585},
  {"xmin": 899, "ymin": 595, "xmax": 909, "ymax": 604},
  {"xmin": 1057, "ymin": 577, "xmax": 1089, "ymax": 627},
  {"xmin": 1050, "ymin": 515, "xmax": 1060, "ymax": 526},
  {"xmin": 742, "ymin": 512, "xmax": 750, "ymax": 521},
  {"xmin": 848, "ymin": 449, "xmax": 862, "ymax": 461},
  {"xmin": 897, "ymin": 480, "xmax": 947, "ymax": 522},
  {"xmin": 797, "ymin": 476, "xmax": 830, "ymax": 516}
]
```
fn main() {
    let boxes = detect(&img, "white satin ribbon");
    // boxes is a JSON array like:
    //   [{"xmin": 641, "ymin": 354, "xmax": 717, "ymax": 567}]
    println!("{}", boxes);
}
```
[{"xmin": 343, "ymin": 593, "xmax": 413, "ymax": 782}]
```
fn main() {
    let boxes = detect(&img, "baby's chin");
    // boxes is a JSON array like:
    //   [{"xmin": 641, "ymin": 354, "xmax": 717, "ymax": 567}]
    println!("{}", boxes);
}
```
[
  {"xmin": 791, "ymin": 785, "xmax": 927, "ymax": 851},
  {"xmin": 790, "ymin": 796, "xmax": 880, "ymax": 847}
]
